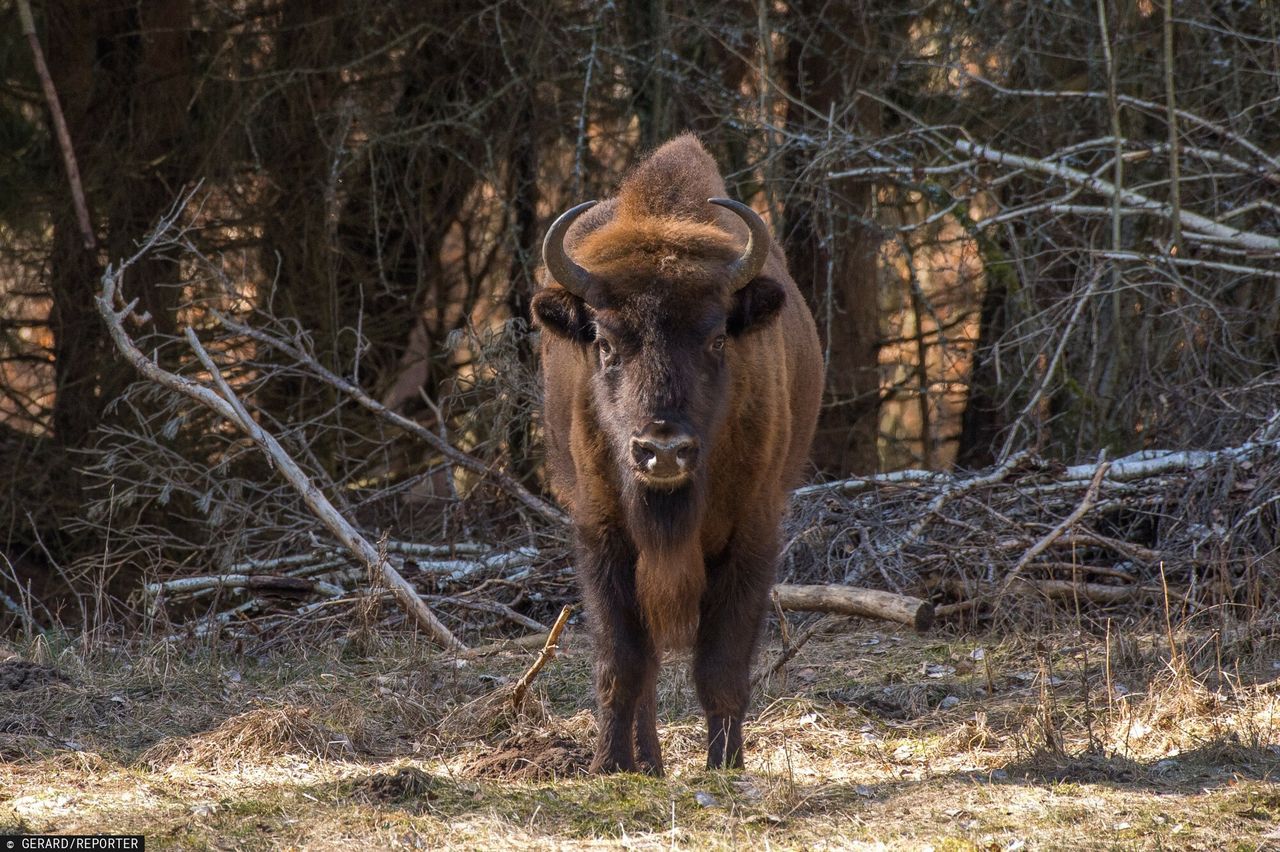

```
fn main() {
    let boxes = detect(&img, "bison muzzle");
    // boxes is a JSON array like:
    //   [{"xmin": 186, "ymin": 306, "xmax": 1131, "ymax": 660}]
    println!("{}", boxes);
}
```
[{"xmin": 532, "ymin": 134, "xmax": 824, "ymax": 773}]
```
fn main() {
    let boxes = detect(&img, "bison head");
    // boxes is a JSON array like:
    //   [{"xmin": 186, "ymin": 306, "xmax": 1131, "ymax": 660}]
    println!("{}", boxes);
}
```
[{"xmin": 532, "ymin": 199, "xmax": 786, "ymax": 546}]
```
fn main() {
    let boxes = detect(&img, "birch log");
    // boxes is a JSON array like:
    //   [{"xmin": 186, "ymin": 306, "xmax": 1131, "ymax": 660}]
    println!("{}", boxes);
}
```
[{"xmin": 774, "ymin": 584, "xmax": 934, "ymax": 632}]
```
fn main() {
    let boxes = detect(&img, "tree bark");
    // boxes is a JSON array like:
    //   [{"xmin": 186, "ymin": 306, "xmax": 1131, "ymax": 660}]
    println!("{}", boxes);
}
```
[
  {"xmin": 956, "ymin": 246, "xmax": 1014, "ymax": 469},
  {"xmin": 43, "ymin": 0, "xmax": 195, "ymax": 447},
  {"xmin": 780, "ymin": 2, "xmax": 883, "ymax": 476},
  {"xmin": 44, "ymin": 0, "xmax": 105, "ymax": 449}
]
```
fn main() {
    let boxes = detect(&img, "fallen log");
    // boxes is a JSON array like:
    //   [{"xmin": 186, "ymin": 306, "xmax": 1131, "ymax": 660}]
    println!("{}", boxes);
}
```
[
  {"xmin": 805, "ymin": 440, "xmax": 1280, "ymax": 502},
  {"xmin": 773, "ymin": 584, "xmax": 934, "ymax": 632},
  {"xmin": 1023, "ymin": 578, "xmax": 1137, "ymax": 604},
  {"xmin": 146, "ymin": 574, "xmax": 344, "ymax": 598}
]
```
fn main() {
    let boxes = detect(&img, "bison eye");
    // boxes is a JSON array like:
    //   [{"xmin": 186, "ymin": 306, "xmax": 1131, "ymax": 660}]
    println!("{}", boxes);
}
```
[
  {"xmin": 711, "ymin": 335, "xmax": 727, "ymax": 352},
  {"xmin": 597, "ymin": 336, "xmax": 619, "ymax": 368}
]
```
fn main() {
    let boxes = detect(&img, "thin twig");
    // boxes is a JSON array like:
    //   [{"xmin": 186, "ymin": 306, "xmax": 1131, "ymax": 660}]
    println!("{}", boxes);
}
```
[
  {"xmin": 956, "ymin": 139, "xmax": 1280, "ymax": 253},
  {"xmin": 1096, "ymin": 250, "xmax": 1280, "ymax": 279},
  {"xmin": 752, "ymin": 615, "xmax": 835, "ymax": 688},
  {"xmin": 957, "ymin": 71, "xmax": 1280, "ymax": 174},
  {"xmin": 510, "ymin": 604, "xmax": 573, "ymax": 708},
  {"xmin": 0, "ymin": 558, "xmax": 40, "ymax": 636},
  {"xmin": 997, "ymin": 270, "xmax": 1105, "ymax": 460},
  {"xmin": 1162, "ymin": 0, "xmax": 1182, "ymax": 254},
  {"xmin": 216, "ymin": 314, "xmax": 568, "ymax": 527},
  {"xmin": 425, "ymin": 595, "xmax": 547, "ymax": 633},
  {"xmin": 462, "ymin": 631, "xmax": 560, "ymax": 659},
  {"xmin": 1096, "ymin": 0, "xmax": 1127, "ymax": 394},
  {"xmin": 892, "ymin": 449, "xmax": 1032, "ymax": 557}
]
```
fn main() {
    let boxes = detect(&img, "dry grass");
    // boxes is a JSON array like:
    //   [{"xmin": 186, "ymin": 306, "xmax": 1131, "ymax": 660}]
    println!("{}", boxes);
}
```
[
  {"xmin": 0, "ymin": 620, "xmax": 1277, "ymax": 850},
  {"xmin": 140, "ymin": 704, "xmax": 357, "ymax": 770}
]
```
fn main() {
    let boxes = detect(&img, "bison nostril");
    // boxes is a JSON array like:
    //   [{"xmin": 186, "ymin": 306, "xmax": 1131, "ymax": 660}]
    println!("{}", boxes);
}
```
[
  {"xmin": 673, "ymin": 440, "xmax": 697, "ymax": 470},
  {"xmin": 631, "ymin": 438, "xmax": 657, "ymax": 468}
]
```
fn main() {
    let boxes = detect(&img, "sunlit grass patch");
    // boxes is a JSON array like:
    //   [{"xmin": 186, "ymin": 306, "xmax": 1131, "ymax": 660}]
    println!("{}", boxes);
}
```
[{"xmin": 1, "ymin": 623, "xmax": 1277, "ymax": 848}]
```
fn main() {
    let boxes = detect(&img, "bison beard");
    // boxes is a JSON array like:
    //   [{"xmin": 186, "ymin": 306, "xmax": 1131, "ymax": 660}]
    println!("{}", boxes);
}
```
[
  {"xmin": 533, "ymin": 134, "xmax": 824, "ymax": 774},
  {"xmin": 628, "ymin": 483, "xmax": 708, "ymax": 650}
]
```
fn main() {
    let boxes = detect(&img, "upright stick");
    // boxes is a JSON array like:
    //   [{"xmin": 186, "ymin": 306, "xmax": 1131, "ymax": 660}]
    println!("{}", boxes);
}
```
[{"xmin": 16, "ymin": 0, "xmax": 95, "ymax": 250}]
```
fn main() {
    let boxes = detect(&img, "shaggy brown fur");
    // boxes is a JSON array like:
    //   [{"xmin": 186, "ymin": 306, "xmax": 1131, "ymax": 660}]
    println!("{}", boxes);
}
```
[{"xmin": 532, "ymin": 134, "xmax": 823, "ymax": 773}]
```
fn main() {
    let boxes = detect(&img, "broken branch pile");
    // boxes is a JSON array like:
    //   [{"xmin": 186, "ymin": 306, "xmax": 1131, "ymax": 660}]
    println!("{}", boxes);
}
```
[
  {"xmin": 142, "ymin": 539, "xmax": 570, "ymax": 645},
  {"xmin": 784, "ymin": 440, "xmax": 1280, "ymax": 625}
]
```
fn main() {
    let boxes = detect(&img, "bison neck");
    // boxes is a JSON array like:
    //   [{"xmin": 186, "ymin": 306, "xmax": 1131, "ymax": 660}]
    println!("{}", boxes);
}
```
[{"xmin": 626, "ymin": 482, "xmax": 707, "ymax": 650}]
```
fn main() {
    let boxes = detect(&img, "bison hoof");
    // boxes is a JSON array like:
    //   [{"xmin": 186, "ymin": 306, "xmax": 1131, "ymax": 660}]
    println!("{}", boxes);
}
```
[
  {"xmin": 636, "ymin": 758, "xmax": 665, "ymax": 778},
  {"xmin": 589, "ymin": 755, "xmax": 636, "ymax": 775},
  {"xmin": 705, "ymin": 752, "xmax": 745, "ymax": 771}
]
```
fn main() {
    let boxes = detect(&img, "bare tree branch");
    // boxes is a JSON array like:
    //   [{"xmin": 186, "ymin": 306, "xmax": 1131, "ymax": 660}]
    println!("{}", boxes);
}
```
[
  {"xmin": 956, "ymin": 139, "xmax": 1280, "ymax": 254},
  {"xmin": 510, "ymin": 604, "xmax": 573, "ymax": 708},
  {"xmin": 1000, "ymin": 452, "xmax": 1112, "ymax": 594},
  {"xmin": 215, "ymin": 314, "xmax": 569, "ymax": 528},
  {"xmin": 96, "ymin": 259, "xmax": 466, "ymax": 652},
  {"xmin": 145, "ymin": 574, "xmax": 345, "ymax": 598}
]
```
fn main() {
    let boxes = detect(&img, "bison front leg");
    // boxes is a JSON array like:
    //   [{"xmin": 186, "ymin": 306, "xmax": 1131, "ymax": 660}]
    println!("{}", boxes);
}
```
[
  {"xmin": 578, "ymin": 529, "xmax": 659, "ymax": 774},
  {"xmin": 633, "ymin": 664, "xmax": 663, "ymax": 776},
  {"xmin": 693, "ymin": 532, "xmax": 776, "ymax": 770}
]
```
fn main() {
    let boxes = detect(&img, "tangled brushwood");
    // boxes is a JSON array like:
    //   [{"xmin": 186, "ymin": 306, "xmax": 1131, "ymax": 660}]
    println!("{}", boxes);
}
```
[
  {"xmin": 783, "ymin": 439, "xmax": 1280, "ymax": 628},
  {"xmin": 129, "ymin": 438, "xmax": 1280, "ymax": 646}
]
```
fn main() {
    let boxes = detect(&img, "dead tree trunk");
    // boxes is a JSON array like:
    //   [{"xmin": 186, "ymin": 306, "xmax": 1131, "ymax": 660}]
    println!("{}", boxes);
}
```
[{"xmin": 780, "ymin": 2, "xmax": 883, "ymax": 476}]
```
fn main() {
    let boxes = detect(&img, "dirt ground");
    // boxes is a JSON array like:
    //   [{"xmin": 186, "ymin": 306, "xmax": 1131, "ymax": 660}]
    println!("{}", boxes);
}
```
[{"xmin": 1, "ymin": 617, "xmax": 1278, "ymax": 850}]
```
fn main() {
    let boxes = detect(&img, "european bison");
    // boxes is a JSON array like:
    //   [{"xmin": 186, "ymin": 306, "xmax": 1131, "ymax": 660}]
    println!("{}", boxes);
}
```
[{"xmin": 531, "ymin": 135, "xmax": 823, "ymax": 773}]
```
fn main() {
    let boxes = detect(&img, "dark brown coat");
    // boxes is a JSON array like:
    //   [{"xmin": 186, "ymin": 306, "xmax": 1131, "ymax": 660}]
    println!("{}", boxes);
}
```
[{"xmin": 532, "ymin": 135, "xmax": 823, "ymax": 773}]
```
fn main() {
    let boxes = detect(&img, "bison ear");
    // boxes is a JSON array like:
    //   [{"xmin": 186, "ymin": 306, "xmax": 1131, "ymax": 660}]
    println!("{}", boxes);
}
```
[
  {"xmin": 728, "ymin": 276, "xmax": 786, "ymax": 336},
  {"xmin": 532, "ymin": 288, "xmax": 594, "ymax": 344}
]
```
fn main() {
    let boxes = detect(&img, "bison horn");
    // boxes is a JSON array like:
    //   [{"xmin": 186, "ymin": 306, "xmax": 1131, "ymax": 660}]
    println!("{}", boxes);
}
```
[
  {"xmin": 709, "ymin": 197, "xmax": 771, "ymax": 291},
  {"xmin": 542, "ymin": 200, "xmax": 599, "ymax": 300}
]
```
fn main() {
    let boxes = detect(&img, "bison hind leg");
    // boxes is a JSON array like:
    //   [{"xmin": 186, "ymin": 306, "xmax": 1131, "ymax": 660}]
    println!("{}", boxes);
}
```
[{"xmin": 705, "ymin": 714, "xmax": 745, "ymax": 770}]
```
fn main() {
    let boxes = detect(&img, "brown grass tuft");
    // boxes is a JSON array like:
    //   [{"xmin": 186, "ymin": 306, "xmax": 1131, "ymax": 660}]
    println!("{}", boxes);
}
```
[
  {"xmin": 0, "ymin": 732, "xmax": 58, "ymax": 761},
  {"xmin": 443, "ymin": 682, "xmax": 596, "ymax": 781},
  {"xmin": 354, "ymin": 765, "xmax": 445, "ymax": 803},
  {"xmin": 0, "ymin": 659, "xmax": 70, "ymax": 691},
  {"xmin": 139, "ymin": 703, "xmax": 355, "ymax": 769}
]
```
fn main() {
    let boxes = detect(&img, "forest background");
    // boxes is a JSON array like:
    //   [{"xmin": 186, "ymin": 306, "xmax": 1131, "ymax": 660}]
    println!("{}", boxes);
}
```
[{"xmin": 0, "ymin": 0, "xmax": 1277, "ymax": 636}]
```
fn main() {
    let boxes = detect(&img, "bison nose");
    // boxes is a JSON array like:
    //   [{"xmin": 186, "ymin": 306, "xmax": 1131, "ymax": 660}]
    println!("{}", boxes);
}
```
[{"xmin": 630, "ymin": 431, "xmax": 698, "ymax": 478}]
